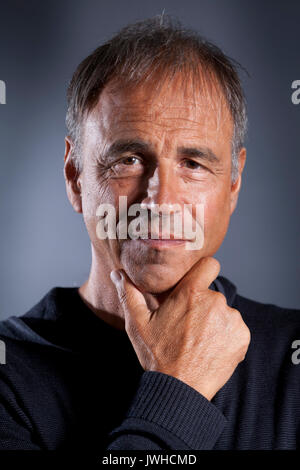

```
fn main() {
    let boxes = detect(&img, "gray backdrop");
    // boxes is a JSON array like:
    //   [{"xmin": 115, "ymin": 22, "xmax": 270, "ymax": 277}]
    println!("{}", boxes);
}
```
[{"xmin": 0, "ymin": 0, "xmax": 299, "ymax": 320}]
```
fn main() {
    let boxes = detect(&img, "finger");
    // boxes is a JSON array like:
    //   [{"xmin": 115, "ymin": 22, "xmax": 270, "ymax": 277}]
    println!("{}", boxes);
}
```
[
  {"xmin": 110, "ymin": 269, "xmax": 150, "ymax": 323},
  {"xmin": 173, "ymin": 256, "xmax": 221, "ymax": 295}
]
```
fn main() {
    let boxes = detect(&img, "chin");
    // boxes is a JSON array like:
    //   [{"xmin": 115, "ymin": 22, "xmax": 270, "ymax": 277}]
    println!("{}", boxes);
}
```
[
  {"xmin": 123, "ymin": 262, "xmax": 184, "ymax": 293},
  {"xmin": 119, "ymin": 239, "xmax": 205, "ymax": 293}
]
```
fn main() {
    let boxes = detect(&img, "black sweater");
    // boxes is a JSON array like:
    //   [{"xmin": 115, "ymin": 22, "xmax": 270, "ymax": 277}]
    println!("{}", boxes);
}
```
[{"xmin": 0, "ymin": 276, "xmax": 299, "ymax": 450}]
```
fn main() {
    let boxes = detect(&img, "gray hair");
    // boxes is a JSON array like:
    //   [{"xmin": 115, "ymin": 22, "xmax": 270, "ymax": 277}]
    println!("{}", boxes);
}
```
[{"xmin": 66, "ymin": 15, "xmax": 248, "ymax": 182}]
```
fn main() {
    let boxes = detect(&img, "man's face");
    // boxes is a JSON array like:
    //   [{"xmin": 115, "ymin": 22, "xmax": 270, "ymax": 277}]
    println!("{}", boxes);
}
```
[{"xmin": 70, "ymin": 73, "xmax": 245, "ymax": 293}]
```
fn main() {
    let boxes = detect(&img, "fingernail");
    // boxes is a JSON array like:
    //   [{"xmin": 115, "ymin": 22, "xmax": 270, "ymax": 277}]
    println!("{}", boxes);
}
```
[{"xmin": 110, "ymin": 270, "xmax": 123, "ymax": 284}]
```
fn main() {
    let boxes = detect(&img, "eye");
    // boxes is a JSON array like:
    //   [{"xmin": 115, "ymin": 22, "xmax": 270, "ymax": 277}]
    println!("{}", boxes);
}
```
[
  {"xmin": 178, "ymin": 158, "xmax": 210, "ymax": 181},
  {"xmin": 111, "ymin": 154, "xmax": 144, "ymax": 177},
  {"xmin": 182, "ymin": 159, "xmax": 204, "ymax": 170},
  {"xmin": 121, "ymin": 156, "xmax": 141, "ymax": 165}
]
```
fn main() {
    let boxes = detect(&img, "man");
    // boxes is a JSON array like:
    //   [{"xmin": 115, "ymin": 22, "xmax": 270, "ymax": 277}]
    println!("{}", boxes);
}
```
[{"xmin": 0, "ymin": 16, "xmax": 299, "ymax": 451}]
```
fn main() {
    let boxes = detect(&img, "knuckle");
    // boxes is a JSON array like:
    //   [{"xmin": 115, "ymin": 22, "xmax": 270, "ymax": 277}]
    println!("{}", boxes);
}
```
[
  {"xmin": 210, "ymin": 257, "xmax": 221, "ymax": 276},
  {"xmin": 201, "ymin": 257, "xmax": 221, "ymax": 277},
  {"xmin": 118, "ymin": 290, "xmax": 128, "ymax": 308},
  {"xmin": 239, "ymin": 344, "xmax": 249, "ymax": 361},
  {"xmin": 188, "ymin": 285, "xmax": 202, "ymax": 297},
  {"xmin": 124, "ymin": 317, "xmax": 132, "ymax": 335},
  {"xmin": 212, "ymin": 257, "xmax": 221, "ymax": 272},
  {"xmin": 124, "ymin": 312, "xmax": 139, "ymax": 338},
  {"xmin": 228, "ymin": 309, "xmax": 251, "ymax": 350},
  {"xmin": 204, "ymin": 256, "xmax": 220, "ymax": 269},
  {"xmin": 229, "ymin": 307, "xmax": 242, "ymax": 322},
  {"xmin": 231, "ymin": 310, "xmax": 250, "ymax": 337},
  {"xmin": 242, "ymin": 325, "xmax": 251, "ymax": 346},
  {"xmin": 230, "ymin": 307, "xmax": 240, "ymax": 316},
  {"xmin": 237, "ymin": 326, "xmax": 251, "ymax": 359},
  {"xmin": 213, "ymin": 291, "xmax": 227, "ymax": 307},
  {"xmin": 184, "ymin": 286, "xmax": 204, "ymax": 309}
]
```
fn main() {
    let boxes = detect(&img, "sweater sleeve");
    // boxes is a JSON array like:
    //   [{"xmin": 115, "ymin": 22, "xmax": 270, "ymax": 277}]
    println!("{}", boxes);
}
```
[{"xmin": 106, "ymin": 371, "xmax": 227, "ymax": 450}]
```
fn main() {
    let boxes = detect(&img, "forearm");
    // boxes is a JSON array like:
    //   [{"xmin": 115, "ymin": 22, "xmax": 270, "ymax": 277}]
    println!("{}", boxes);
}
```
[{"xmin": 106, "ymin": 371, "xmax": 227, "ymax": 450}]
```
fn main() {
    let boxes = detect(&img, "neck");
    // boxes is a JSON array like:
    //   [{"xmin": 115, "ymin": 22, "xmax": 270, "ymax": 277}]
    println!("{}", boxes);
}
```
[
  {"xmin": 78, "ymin": 245, "xmax": 173, "ymax": 331},
  {"xmin": 79, "ymin": 247, "xmax": 126, "ymax": 331}
]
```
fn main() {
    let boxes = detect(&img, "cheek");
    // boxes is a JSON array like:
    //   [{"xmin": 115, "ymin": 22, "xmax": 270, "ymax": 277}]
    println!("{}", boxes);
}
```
[
  {"xmin": 80, "ymin": 174, "xmax": 138, "ymax": 247},
  {"xmin": 79, "ymin": 175, "xmax": 113, "ymax": 250},
  {"xmin": 203, "ymin": 186, "xmax": 231, "ymax": 239},
  {"xmin": 81, "ymin": 172, "xmax": 116, "ymax": 221},
  {"xmin": 180, "ymin": 180, "xmax": 230, "ymax": 221}
]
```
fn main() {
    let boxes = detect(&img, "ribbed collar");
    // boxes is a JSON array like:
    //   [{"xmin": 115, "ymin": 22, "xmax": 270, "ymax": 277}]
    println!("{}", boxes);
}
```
[{"xmin": 0, "ymin": 275, "xmax": 237, "ymax": 352}]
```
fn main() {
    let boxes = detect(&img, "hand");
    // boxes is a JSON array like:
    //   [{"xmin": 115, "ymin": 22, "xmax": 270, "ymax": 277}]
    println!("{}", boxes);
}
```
[{"xmin": 110, "ymin": 257, "xmax": 251, "ymax": 400}]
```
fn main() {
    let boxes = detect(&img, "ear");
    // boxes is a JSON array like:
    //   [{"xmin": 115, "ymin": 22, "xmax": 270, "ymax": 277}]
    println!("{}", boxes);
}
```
[
  {"xmin": 230, "ymin": 147, "xmax": 246, "ymax": 215},
  {"xmin": 64, "ymin": 137, "xmax": 82, "ymax": 213}
]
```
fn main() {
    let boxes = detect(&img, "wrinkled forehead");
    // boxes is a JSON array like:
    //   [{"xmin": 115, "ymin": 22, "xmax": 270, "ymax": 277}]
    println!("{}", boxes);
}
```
[{"xmin": 84, "ymin": 69, "xmax": 233, "ymax": 140}]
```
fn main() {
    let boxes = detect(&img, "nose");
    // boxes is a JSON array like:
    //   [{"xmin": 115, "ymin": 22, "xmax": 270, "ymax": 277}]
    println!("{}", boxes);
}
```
[{"xmin": 140, "ymin": 165, "xmax": 182, "ymax": 214}]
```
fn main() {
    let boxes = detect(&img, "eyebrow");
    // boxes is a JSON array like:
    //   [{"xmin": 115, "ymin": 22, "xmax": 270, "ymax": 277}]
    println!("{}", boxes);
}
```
[
  {"xmin": 101, "ymin": 139, "xmax": 220, "ymax": 165},
  {"xmin": 101, "ymin": 139, "xmax": 152, "ymax": 163},
  {"xmin": 177, "ymin": 146, "xmax": 220, "ymax": 164}
]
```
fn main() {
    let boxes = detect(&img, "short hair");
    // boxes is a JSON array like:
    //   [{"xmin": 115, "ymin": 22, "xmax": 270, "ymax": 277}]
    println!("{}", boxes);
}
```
[{"xmin": 66, "ymin": 15, "xmax": 247, "ymax": 182}]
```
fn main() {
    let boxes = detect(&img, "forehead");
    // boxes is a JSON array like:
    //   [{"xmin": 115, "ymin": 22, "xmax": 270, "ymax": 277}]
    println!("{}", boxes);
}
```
[{"xmin": 83, "ymin": 72, "xmax": 233, "ymax": 146}]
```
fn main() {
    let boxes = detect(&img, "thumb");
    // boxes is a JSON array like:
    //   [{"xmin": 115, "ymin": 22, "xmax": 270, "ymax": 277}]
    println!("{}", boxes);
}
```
[{"xmin": 110, "ymin": 269, "xmax": 150, "ymax": 325}]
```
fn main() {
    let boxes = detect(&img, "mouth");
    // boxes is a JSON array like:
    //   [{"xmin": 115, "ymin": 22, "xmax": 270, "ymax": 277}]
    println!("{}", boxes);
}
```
[
  {"xmin": 134, "ymin": 232, "xmax": 192, "ymax": 249},
  {"xmin": 138, "ymin": 239, "xmax": 188, "ymax": 249}
]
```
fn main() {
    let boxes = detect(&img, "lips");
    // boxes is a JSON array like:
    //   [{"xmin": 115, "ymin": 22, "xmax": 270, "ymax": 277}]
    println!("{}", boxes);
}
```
[
  {"xmin": 141, "ymin": 231, "xmax": 191, "ymax": 241},
  {"xmin": 139, "ymin": 238, "xmax": 187, "ymax": 248},
  {"xmin": 141, "ymin": 233, "xmax": 189, "ymax": 241}
]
